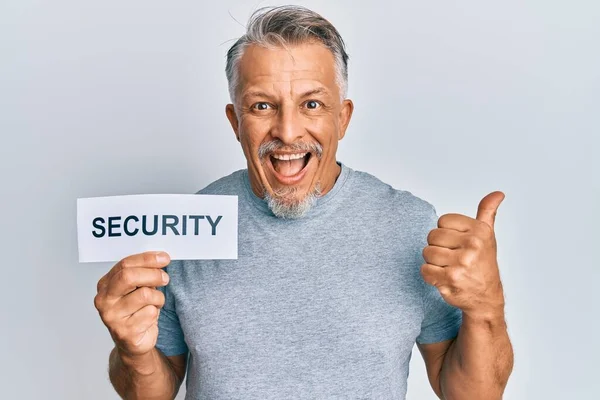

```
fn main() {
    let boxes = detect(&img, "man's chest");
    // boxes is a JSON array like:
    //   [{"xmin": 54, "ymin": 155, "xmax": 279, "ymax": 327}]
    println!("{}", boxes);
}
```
[{"xmin": 171, "ymin": 230, "xmax": 424, "ymax": 390}]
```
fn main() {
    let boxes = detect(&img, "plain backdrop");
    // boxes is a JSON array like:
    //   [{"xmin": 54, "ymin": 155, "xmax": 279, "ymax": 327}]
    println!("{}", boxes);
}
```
[{"xmin": 1, "ymin": 0, "xmax": 598, "ymax": 399}]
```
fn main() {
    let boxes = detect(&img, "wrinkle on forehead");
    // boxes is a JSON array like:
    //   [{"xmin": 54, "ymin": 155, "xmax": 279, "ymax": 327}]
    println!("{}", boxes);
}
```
[{"xmin": 238, "ymin": 42, "xmax": 338, "ymax": 100}]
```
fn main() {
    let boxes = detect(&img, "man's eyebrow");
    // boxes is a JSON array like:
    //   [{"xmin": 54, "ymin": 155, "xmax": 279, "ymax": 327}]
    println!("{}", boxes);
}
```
[
  {"xmin": 300, "ymin": 87, "xmax": 330, "ymax": 98},
  {"xmin": 242, "ymin": 91, "xmax": 273, "ymax": 101}
]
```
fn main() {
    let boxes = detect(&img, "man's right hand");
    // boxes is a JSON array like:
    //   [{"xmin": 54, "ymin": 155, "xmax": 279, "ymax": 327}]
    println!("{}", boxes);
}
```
[{"xmin": 94, "ymin": 251, "xmax": 171, "ymax": 358}]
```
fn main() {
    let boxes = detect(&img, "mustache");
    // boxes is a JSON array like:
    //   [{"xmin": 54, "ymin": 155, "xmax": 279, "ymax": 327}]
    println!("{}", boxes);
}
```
[{"xmin": 258, "ymin": 139, "xmax": 323, "ymax": 160}]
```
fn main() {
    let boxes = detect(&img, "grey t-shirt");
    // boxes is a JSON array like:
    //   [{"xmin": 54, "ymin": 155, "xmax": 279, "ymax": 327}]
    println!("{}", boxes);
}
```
[{"xmin": 157, "ymin": 162, "xmax": 461, "ymax": 399}]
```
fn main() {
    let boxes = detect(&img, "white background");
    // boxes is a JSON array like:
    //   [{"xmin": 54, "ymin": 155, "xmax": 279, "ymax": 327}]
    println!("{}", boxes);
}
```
[{"xmin": 1, "ymin": 0, "xmax": 598, "ymax": 399}]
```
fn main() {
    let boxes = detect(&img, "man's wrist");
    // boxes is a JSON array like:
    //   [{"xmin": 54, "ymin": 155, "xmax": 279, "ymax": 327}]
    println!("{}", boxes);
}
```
[
  {"xmin": 461, "ymin": 309, "xmax": 507, "ymax": 333},
  {"xmin": 116, "ymin": 347, "xmax": 159, "ymax": 377}
]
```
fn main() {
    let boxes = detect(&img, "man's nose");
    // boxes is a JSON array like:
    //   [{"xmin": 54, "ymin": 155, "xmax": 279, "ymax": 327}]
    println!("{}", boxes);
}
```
[{"xmin": 271, "ymin": 105, "xmax": 305, "ymax": 144}]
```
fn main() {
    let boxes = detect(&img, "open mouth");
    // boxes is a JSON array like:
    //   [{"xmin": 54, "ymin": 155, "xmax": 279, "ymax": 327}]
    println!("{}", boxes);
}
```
[{"xmin": 267, "ymin": 152, "xmax": 312, "ymax": 183}]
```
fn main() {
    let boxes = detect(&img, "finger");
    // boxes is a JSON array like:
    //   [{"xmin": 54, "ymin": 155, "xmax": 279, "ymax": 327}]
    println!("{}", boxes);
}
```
[
  {"xmin": 437, "ymin": 213, "xmax": 474, "ymax": 232},
  {"xmin": 476, "ymin": 191, "xmax": 505, "ymax": 229},
  {"xmin": 115, "ymin": 321, "xmax": 159, "ymax": 357},
  {"xmin": 427, "ymin": 228, "xmax": 465, "ymax": 249},
  {"xmin": 97, "ymin": 273, "xmax": 109, "ymax": 294},
  {"xmin": 420, "ymin": 263, "xmax": 448, "ymax": 287},
  {"xmin": 115, "ymin": 287, "xmax": 166, "ymax": 318},
  {"xmin": 107, "ymin": 267, "xmax": 169, "ymax": 298},
  {"xmin": 107, "ymin": 251, "xmax": 171, "ymax": 281},
  {"xmin": 422, "ymin": 245, "xmax": 456, "ymax": 267},
  {"xmin": 127, "ymin": 305, "xmax": 160, "ymax": 332}
]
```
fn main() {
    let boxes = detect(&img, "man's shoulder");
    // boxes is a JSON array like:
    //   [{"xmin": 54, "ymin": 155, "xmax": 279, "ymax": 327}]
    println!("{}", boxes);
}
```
[
  {"xmin": 195, "ymin": 169, "xmax": 247, "ymax": 196},
  {"xmin": 349, "ymin": 168, "xmax": 436, "ymax": 218}
]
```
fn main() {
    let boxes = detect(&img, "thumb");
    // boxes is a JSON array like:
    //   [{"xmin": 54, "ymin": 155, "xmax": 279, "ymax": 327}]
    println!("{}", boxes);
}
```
[{"xmin": 476, "ymin": 191, "xmax": 505, "ymax": 229}]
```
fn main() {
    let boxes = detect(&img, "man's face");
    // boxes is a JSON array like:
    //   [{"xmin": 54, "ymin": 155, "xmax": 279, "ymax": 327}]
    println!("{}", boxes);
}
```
[{"xmin": 226, "ymin": 42, "xmax": 353, "ymax": 217}]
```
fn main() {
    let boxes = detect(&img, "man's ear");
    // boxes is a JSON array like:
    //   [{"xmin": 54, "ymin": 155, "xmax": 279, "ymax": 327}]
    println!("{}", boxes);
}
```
[
  {"xmin": 225, "ymin": 104, "xmax": 240, "ymax": 142},
  {"xmin": 337, "ymin": 99, "xmax": 354, "ymax": 140}
]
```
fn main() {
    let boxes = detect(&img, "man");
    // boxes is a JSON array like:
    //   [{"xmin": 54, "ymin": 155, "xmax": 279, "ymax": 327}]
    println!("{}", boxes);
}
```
[{"xmin": 94, "ymin": 5, "xmax": 513, "ymax": 399}]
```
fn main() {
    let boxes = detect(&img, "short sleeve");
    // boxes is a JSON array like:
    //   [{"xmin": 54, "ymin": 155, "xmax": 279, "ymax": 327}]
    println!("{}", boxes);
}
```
[
  {"xmin": 416, "ymin": 205, "xmax": 463, "ymax": 344},
  {"xmin": 156, "ymin": 268, "xmax": 189, "ymax": 356}
]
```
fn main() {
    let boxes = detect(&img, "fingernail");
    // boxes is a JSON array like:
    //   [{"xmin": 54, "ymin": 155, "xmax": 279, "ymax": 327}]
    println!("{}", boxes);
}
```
[
  {"xmin": 161, "ymin": 271, "xmax": 169, "ymax": 284},
  {"xmin": 156, "ymin": 252, "xmax": 170, "ymax": 264}
]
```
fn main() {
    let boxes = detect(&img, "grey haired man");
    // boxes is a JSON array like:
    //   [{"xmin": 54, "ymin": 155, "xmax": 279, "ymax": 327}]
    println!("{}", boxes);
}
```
[{"xmin": 95, "ymin": 5, "xmax": 514, "ymax": 399}]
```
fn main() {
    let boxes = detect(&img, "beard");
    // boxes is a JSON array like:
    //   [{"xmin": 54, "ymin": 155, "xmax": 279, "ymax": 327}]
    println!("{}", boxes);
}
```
[
  {"xmin": 264, "ymin": 182, "xmax": 322, "ymax": 219},
  {"xmin": 258, "ymin": 138, "xmax": 324, "ymax": 219}
]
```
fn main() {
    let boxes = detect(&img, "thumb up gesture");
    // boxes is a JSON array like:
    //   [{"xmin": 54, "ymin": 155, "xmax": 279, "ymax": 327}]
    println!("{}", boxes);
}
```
[{"xmin": 421, "ymin": 191, "xmax": 506, "ymax": 320}]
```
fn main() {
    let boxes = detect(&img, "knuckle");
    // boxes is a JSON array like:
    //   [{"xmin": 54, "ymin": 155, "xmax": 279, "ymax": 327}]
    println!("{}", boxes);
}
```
[
  {"xmin": 101, "ymin": 309, "xmax": 118, "ymax": 326},
  {"xmin": 139, "ymin": 304, "xmax": 158, "ymax": 320},
  {"xmin": 457, "ymin": 250, "xmax": 474, "ymax": 266},
  {"xmin": 427, "ymin": 229, "xmax": 437, "ymax": 244},
  {"xmin": 437, "ymin": 214, "xmax": 450, "ymax": 227},
  {"xmin": 120, "ymin": 258, "xmax": 133, "ymax": 269},
  {"xmin": 422, "ymin": 246, "xmax": 430, "ymax": 259},
  {"xmin": 112, "ymin": 326, "xmax": 129, "ymax": 343},
  {"xmin": 137, "ymin": 287, "xmax": 152, "ymax": 303},
  {"xmin": 93, "ymin": 294, "xmax": 104, "ymax": 311},
  {"xmin": 120, "ymin": 269, "xmax": 137, "ymax": 286},
  {"xmin": 109, "ymin": 260, "xmax": 123, "ymax": 276},
  {"xmin": 143, "ymin": 252, "xmax": 157, "ymax": 266},
  {"xmin": 439, "ymin": 285, "xmax": 452, "ymax": 297},
  {"xmin": 440, "ymin": 213, "xmax": 458, "ymax": 224},
  {"xmin": 148, "ymin": 305, "xmax": 159, "ymax": 318},
  {"xmin": 96, "ymin": 276, "xmax": 106, "ymax": 293},
  {"xmin": 466, "ymin": 235, "xmax": 483, "ymax": 249},
  {"xmin": 156, "ymin": 290, "xmax": 165, "ymax": 308},
  {"xmin": 478, "ymin": 220, "xmax": 494, "ymax": 235},
  {"xmin": 420, "ymin": 265, "xmax": 436, "ymax": 285},
  {"xmin": 447, "ymin": 267, "xmax": 464, "ymax": 284}
]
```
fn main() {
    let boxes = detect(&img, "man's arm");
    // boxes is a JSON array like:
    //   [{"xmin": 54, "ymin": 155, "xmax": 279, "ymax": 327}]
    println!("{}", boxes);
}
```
[
  {"xmin": 418, "ymin": 313, "xmax": 514, "ymax": 399},
  {"xmin": 109, "ymin": 346, "xmax": 187, "ymax": 400},
  {"xmin": 442, "ymin": 313, "xmax": 513, "ymax": 399},
  {"xmin": 419, "ymin": 191, "xmax": 514, "ymax": 399}
]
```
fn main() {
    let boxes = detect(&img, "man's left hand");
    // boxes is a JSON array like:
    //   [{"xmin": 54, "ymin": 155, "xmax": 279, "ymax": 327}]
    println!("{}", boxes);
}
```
[{"xmin": 421, "ymin": 191, "xmax": 506, "ymax": 319}]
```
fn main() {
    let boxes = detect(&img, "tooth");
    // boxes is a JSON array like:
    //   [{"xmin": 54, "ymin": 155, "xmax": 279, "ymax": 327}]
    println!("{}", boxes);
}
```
[{"xmin": 272, "ymin": 152, "xmax": 307, "ymax": 161}]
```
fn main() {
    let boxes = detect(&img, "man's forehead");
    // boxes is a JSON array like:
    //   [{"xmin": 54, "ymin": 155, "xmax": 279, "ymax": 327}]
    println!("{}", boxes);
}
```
[{"xmin": 238, "ymin": 43, "xmax": 337, "ymax": 90}]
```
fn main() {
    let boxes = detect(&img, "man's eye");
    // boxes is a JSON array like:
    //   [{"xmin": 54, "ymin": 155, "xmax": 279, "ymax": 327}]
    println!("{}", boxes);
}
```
[
  {"xmin": 305, "ymin": 100, "xmax": 321, "ymax": 109},
  {"xmin": 252, "ymin": 102, "xmax": 271, "ymax": 111}
]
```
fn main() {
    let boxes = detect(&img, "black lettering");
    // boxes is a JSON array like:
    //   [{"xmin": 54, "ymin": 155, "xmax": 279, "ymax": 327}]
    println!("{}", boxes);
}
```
[
  {"xmin": 181, "ymin": 215, "xmax": 187, "ymax": 235},
  {"xmin": 92, "ymin": 217, "xmax": 106, "ymax": 238},
  {"xmin": 188, "ymin": 215, "xmax": 204, "ymax": 235},
  {"xmin": 162, "ymin": 215, "xmax": 180, "ymax": 235},
  {"xmin": 124, "ymin": 215, "xmax": 139, "ymax": 236},
  {"xmin": 142, "ymin": 215, "xmax": 158, "ymax": 236},
  {"xmin": 206, "ymin": 215, "xmax": 222, "ymax": 236},
  {"xmin": 108, "ymin": 216, "xmax": 121, "ymax": 237}
]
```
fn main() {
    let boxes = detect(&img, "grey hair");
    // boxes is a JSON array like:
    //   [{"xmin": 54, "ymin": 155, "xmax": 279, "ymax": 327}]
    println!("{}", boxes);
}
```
[
  {"xmin": 257, "ymin": 138, "xmax": 323, "ymax": 160},
  {"xmin": 225, "ymin": 5, "xmax": 349, "ymax": 105},
  {"xmin": 264, "ymin": 183, "xmax": 322, "ymax": 219}
]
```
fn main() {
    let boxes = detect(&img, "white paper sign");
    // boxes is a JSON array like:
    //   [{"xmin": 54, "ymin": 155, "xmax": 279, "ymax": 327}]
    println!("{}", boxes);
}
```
[{"xmin": 77, "ymin": 194, "xmax": 238, "ymax": 263}]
